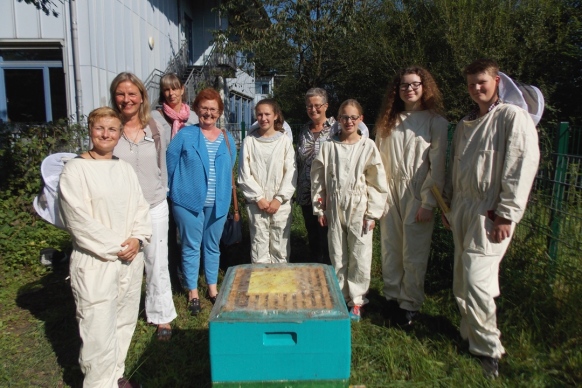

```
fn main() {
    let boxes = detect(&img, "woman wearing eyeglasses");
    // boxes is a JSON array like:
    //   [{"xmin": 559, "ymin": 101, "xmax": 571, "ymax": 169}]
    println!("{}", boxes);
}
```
[
  {"xmin": 295, "ymin": 88, "xmax": 335, "ymax": 264},
  {"xmin": 375, "ymin": 66, "xmax": 448, "ymax": 326},
  {"xmin": 166, "ymin": 88, "xmax": 237, "ymax": 316},
  {"xmin": 311, "ymin": 99, "xmax": 388, "ymax": 321}
]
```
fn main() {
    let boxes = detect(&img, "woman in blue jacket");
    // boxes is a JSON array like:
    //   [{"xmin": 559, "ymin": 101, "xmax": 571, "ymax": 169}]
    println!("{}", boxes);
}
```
[{"xmin": 166, "ymin": 88, "xmax": 237, "ymax": 316}]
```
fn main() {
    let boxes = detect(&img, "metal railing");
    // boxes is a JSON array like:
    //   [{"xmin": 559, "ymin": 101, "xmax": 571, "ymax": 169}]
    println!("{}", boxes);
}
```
[
  {"xmin": 183, "ymin": 42, "xmax": 237, "ymax": 105},
  {"xmin": 145, "ymin": 41, "xmax": 190, "ymax": 107}
]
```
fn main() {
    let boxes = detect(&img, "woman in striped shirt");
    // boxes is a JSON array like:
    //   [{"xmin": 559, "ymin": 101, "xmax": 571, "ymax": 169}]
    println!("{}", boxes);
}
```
[{"xmin": 166, "ymin": 88, "xmax": 237, "ymax": 316}]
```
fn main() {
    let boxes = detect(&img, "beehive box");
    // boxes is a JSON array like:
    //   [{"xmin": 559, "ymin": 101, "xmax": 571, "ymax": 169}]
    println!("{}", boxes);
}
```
[{"xmin": 209, "ymin": 263, "xmax": 351, "ymax": 387}]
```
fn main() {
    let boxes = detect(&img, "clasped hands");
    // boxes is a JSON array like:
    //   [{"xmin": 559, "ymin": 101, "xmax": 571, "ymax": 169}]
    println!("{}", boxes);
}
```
[{"xmin": 257, "ymin": 198, "xmax": 281, "ymax": 214}]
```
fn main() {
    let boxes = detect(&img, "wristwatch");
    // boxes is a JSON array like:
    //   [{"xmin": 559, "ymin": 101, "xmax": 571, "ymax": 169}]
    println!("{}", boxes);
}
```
[{"xmin": 137, "ymin": 239, "xmax": 143, "ymax": 248}]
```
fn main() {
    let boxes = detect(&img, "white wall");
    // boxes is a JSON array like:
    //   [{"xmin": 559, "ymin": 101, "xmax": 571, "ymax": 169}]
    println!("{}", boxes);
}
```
[{"xmin": 0, "ymin": 0, "xmax": 183, "ymax": 119}]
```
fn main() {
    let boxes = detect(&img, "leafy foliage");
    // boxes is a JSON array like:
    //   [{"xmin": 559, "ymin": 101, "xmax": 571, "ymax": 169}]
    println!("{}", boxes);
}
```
[
  {"xmin": 0, "ymin": 119, "xmax": 86, "ymax": 275},
  {"xmin": 0, "ymin": 119, "xmax": 87, "ymax": 197},
  {"xmin": 220, "ymin": 0, "xmax": 582, "ymax": 124}
]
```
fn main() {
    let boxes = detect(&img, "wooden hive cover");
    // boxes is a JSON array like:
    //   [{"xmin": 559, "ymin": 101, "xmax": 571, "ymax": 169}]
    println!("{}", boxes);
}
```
[{"xmin": 210, "ymin": 263, "xmax": 348, "ymax": 322}]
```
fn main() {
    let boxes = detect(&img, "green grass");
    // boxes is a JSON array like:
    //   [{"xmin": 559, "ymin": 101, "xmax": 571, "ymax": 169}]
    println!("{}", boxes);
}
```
[{"xmin": 1, "ymin": 203, "xmax": 581, "ymax": 387}]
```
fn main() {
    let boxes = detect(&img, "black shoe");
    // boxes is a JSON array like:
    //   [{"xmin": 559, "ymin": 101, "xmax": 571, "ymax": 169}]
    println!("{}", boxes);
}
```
[
  {"xmin": 206, "ymin": 290, "xmax": 217, "ymax": 305},
  {"xmin": 397, "ymin": 309, "xmax": 418, "ymax": 327},
  {"xmin": 188, "ymin": 298, "xmax": 201, "ymax": 316},
  {"xmin": 479, "ymin": 356, "xmax": 499, "ymax": 379}
]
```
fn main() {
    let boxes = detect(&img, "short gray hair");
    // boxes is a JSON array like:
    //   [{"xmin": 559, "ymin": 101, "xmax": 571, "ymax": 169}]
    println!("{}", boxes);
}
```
[{"xmin": 305, "ymin": 88, "xmax": 328, "ymax": 104}]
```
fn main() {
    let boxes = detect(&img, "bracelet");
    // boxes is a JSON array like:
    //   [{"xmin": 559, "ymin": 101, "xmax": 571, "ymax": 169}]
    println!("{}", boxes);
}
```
[{"xmin": 234, "ymin": 210, "xmax": 239, "ymax": 213}]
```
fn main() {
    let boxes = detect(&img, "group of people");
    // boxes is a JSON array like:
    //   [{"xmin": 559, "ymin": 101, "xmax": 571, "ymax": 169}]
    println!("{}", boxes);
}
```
[{"xmin": 57, "ymin": 57, "xmax": 540, "ymax": 386}]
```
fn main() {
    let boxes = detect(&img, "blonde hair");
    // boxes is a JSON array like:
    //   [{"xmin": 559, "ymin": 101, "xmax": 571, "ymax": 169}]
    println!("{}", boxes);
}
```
[
  {"xmin": 88, "ymin": 107, "xmax": 123, "ymax": 131},
  {"xmin": 338, "ymin": 99, "xmax": 363, "ymax": 117},
  {"xmin": 109, "ymin": 72, "xmax": 151, "ymax": 127}
]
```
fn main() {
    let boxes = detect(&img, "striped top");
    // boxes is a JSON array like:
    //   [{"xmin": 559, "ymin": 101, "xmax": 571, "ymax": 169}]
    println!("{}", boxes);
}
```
[{"xmin": 204, "ymin": 133, "xmax": 224, "ymax": 207}]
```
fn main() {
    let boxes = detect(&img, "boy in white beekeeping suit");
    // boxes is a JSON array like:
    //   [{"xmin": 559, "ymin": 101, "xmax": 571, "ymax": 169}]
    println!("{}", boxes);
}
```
[
  {"xmin": 442, "ymin": 58, "xmax": 540, "ymax": 378},
  {"xmin": 311, "ymin": 99, "xmax": 388, "ymax": 321}
]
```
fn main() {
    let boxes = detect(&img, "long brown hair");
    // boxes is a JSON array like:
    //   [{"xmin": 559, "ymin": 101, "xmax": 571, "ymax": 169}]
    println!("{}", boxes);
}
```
[
  {"xmin": 375, "ymin": 66, "xmax": 444, "ymax": 137},
  {"xmin": 255, "ymin": 99, "xmax": 285, "ymax": 133}
]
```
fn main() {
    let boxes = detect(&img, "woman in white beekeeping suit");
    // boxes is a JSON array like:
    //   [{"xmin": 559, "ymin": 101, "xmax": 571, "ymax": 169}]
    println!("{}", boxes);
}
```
[
  {"xmin": 311, "ymin": 99, "xmax": 388, "ymax": 321},
  {"xmin": 375, "ymin": 66, "xmax": 448, "ymax": 326},
  {"xmin": 238, "ymin": 99, "xmax": 297, "ymax": 263},
  {"xmin": 442, "ymin": 58, "xmax": 540, "ymax": 378},
  {"xmin": 59, "ymin": 107, "xmax": 151, "ymax": 388}
]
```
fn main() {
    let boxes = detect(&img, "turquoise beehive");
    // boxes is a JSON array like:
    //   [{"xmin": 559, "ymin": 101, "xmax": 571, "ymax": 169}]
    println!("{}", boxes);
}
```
[{"xmin": 209, "ymin": 263, "xmax": 351, "ymax": 387}]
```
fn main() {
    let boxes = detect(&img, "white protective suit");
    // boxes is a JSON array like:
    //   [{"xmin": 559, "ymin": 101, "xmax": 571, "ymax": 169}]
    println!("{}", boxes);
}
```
[
  {"xmin": 238, "ymin": 131, "xmax": 297, "ymax": 263},
  {"xmin": 311, "ymin": 137, "xmax": 388, "ymax": 306},
  {"xmin": 58, "ymin": 158, "xmax": 152, "ymax": 388},
  {"xmin": 376, "ymin": 110, "xmax": 448, "ymax": 311},
  {"xmin": 443, "ymin": 103, "xmax": 540, "ymax": 359}
]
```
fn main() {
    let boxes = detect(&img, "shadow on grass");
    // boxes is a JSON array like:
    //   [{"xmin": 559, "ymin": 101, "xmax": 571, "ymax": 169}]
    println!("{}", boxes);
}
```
[
  {"xmin": 130, "ymin": 328, "xmax": 212, "ymax": 388},
  {"xmin": 16, "ymin": 265, "xmax": 84, "ymax": 387}
]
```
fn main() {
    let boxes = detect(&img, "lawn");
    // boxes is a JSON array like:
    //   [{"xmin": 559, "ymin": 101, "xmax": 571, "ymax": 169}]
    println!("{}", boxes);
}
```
[{"xmin": 1, "ymin": 203, "xmax": 580, "ymax": 387}]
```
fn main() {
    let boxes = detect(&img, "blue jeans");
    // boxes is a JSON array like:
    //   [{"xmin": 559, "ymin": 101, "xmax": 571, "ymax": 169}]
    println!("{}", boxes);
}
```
[{"xmin": 172, "ymin": 204, "xmax": 227, "ymax": 291}]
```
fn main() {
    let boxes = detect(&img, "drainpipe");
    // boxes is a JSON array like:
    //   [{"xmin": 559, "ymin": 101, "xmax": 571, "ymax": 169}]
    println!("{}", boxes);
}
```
[{"xmin": 69, "ymin": 0, "xmax": 83, "ymax": 123}]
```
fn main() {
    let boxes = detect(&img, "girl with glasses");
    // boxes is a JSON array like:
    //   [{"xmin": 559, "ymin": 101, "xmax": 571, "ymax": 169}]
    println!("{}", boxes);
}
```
[
  {"xmin": 238, "ymin": 99, "xmax": 297, "ymax": 263},
  {"xmin": 311, "ymin": 99, "xmax": 388, "ymax": 321},
  {"xmin": 375, "ymin": 66, "xmax": 448, "ymax": 326}
]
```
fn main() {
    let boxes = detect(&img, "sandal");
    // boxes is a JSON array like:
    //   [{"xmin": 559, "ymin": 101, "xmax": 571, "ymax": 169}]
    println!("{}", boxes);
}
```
[{"xmin": 157, "ymin": 325, "xmax": 172, "ymax": 341}]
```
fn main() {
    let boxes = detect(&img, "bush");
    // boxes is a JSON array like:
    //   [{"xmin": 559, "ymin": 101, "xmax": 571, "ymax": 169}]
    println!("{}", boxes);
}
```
[{"xmin": 0, "ymin": 119, "xmax": 86, "ymax": 279}]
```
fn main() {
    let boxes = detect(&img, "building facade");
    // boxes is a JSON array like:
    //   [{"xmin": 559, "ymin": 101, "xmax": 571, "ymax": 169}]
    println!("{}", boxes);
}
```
[{"xmin": 0, "ymin": 0, "xmax": 254, "ymax": 124}]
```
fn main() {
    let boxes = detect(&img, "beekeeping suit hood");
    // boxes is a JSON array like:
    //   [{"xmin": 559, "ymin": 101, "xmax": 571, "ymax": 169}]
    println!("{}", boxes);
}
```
[{"xmin": 498, "ymin": 72, "xmax": 545, "ymax": 125}]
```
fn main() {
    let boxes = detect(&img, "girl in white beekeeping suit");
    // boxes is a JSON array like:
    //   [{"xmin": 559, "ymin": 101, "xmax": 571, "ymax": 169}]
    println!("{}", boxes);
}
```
[
  {"xmin": 375, "ymin": 66, "xmax": 449, "ymax": 326},
  {"xmin": 238, "ymin": 99, "xmax": 297, "ymax": 263},
  {"xmin": 311, "ymin": 99, "xmax": 388, "ymax": 321}
]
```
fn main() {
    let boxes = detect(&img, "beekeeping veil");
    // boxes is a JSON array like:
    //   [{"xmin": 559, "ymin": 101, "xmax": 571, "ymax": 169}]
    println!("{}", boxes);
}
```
[{"xmin": 499, "ymin": 72, "xmax": 545, "ymax": 125}]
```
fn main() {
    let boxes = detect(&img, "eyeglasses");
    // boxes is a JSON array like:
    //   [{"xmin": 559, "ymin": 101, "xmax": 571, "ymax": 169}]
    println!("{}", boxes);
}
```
[
  {"xmin": 306, "ymin": 103, "xmax": 327, "ymax": 110},
  {"xmin": 399, "ymin": 82, "xmax": 422, "ymax": 91},
  {"xmin": 199, "ymin": 107, "xmax": 218, "ymax": 114},
  {"xmin": 339, "ymin": 115, "xmax": 361, "ymax": 122}
]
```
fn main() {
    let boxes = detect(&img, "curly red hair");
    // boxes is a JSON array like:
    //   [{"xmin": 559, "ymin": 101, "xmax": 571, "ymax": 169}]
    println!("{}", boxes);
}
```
[
  {"xmin": 375, "ymin": 66, "xmax": 444, "ymax": 137},
  {"xmin": 192, "ymin": 88, "xmax": 224, "ymax": 115}
]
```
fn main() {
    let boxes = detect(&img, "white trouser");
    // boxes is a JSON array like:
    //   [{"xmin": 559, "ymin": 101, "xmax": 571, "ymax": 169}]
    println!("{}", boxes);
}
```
[
  {"xmin": 143, "ymin": 200, "xmax": 177, "ymax": 324},
  {"xmin": 450, "ymin": 199, "xmax": 513, "ymax": 359},
  {"xmin": 327, "ymin": 195, "xmax": 372, "ymax": 307},
  {"xmin": 70, "ymin": 251, "xmax": 144, "ymax": 388},
  {"xmin": 380, "ymin": 187, "xmax": 434, "ymax": 311},
  {"xmin": 247, "ymin": 201, "xmax": 292, "ymax": 263}
]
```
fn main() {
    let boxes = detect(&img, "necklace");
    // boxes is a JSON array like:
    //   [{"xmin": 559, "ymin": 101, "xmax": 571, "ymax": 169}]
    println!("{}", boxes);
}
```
[
  {"xmin": 124, "ymin": 128, "xmax": 142, "ymax": 153},
  {"xmin": 88, "ymin": 150, "xmax": 96, "ymax": 159}
]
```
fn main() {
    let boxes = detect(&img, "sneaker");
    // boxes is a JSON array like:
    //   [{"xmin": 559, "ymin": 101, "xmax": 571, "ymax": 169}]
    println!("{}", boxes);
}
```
[
  {"xmin": 479, "ymin": 356, "xmax": 499, "ymax": 379},
  {"xmin": 118, "ymin": 377, "xmax": 141, "ymax": 388},
  {"xmin": 349, "ymin": 305, "xmax": 362, "ymax": 321},
  {"xmin": 188, "ymin": 298, "xmax": 201, "ymax": 316}
]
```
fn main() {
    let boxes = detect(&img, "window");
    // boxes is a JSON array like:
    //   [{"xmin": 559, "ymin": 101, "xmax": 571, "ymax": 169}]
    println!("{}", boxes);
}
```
[
  {"xmin": 261, "ymin": 83, "xmax": 269, "ymax": 95},
  {"xmin": 0, "ymin": 47, "xmax": 67, "ymax": 123}
]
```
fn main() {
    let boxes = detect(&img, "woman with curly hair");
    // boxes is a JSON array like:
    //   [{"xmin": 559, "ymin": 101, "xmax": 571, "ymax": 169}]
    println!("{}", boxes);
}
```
[{"xmin": 375, "ymin": 66, "xmax": 449, "ymax": 326}]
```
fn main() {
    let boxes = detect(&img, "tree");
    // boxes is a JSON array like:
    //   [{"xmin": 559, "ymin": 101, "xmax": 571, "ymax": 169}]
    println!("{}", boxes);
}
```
[{"xmin": 219, "ymin": 0, "xmax": 582, "ymax": 125}]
